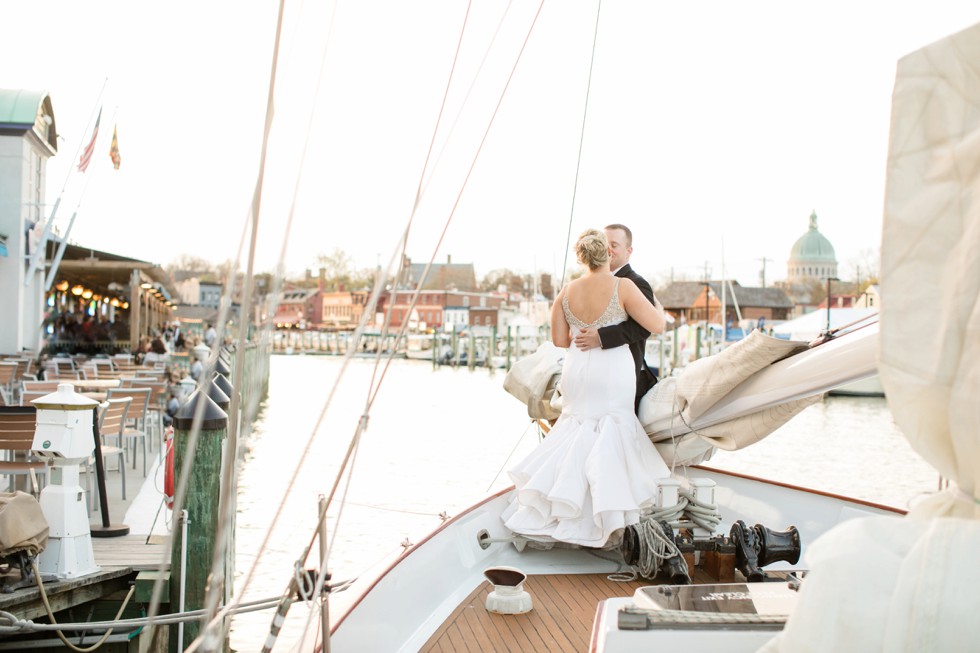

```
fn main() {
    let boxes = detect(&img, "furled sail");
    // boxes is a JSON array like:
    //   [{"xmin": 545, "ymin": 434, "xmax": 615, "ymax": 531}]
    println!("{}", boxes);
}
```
[
  {"xmin": 504, "ymin": 323, "xmax": 880, "ymax": 467},
  {"xmin": 761, "ymin": 20, "xmax": 980, "ymax": 653}
]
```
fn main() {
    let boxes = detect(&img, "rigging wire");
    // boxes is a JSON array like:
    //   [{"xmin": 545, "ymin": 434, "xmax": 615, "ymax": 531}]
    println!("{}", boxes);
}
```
[
  {"xmin": 284, "ymin": 0, "xmax": 550, "ymax": 641},
  {"xmin": 559, "ymin": 0, "xmax": 603, "ymax": 289},
  {"xmin": 179, "ymin": 2, "xmax": 548, "ymax": 648},
  {"xmin": 418, "ymin": 0, "xmax": 516, "ymax": 200},
  {"xmin": 149, "ymin": 2, "xmax": 292, "ymax": 649},
  {"xmin": 199, "ymin": 0, "xmax": 346, "ymax": 644},
  {"xmin": 485, "ymin": 419, "xmax": 537, "ymax": 493},
  {"xmin": 187, "ymin": 0, "xmax": 477, "ymax": 639},
  {"xmin": 0, "ymin": 595, "xmax": 283, "ymax": 633}
]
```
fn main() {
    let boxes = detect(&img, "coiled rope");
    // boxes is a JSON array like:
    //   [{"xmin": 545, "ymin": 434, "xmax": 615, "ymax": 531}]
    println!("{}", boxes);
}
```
[
  {"xmin": 620, "ymin": 519, "xmax": 688, "ymax": 581},
  {"xmin": 636, "ymin": 489, "xmax": 722, "ymax": 533},
  {"xmin": 611, "ymin": 488, "xmax": 721, "ymax": 582}
]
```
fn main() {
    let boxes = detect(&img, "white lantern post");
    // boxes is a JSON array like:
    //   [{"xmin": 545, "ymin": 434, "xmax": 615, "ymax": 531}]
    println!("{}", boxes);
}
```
[{"xmin": 31, "ymin": 383, "xmax": 101, "ymax": 579}]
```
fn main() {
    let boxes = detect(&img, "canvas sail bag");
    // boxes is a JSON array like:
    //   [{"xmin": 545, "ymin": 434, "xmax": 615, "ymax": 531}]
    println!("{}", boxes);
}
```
[
  {"xmin": 503, "ymin": 341, "xmax": 564, "ymax": 421},
  {"xmin": 0, "ymin": 491, "xmax": 49, "ymax": 557}
]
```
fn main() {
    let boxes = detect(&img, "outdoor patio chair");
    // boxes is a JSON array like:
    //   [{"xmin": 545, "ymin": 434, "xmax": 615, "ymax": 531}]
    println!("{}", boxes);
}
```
[
  {"xmin": 106, "ymin": 387, "xmax": 152, "ymax": 476},
  {"xmin": 130, "ymin": 378, "xmax": 167, "ymax": 450},
  {"xmin": 90, "ymin": 397, "xmax": 131, "ymax": 509},
  {"xmin": 0, "ymin": 363, "xmax": 17, "ymax": 406},
  {"xmin": 0, "ymin": 407, "xmax": 47, "ymax": 496}
]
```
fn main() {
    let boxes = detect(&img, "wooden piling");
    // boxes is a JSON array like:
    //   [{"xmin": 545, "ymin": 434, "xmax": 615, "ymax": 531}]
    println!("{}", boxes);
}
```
[{"xmin": 169, "ymin": 391, "xmax": 228, "ymax": 651}]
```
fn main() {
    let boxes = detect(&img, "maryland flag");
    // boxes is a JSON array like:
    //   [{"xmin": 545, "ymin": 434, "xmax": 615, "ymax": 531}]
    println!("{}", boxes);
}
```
[
  {"xmin": 77, "ymin": 108, "xmax": 101, "ymax": 172},
  {"xmin": 109, "ymin": 125, "xmax": 121, "ymax": 170}
]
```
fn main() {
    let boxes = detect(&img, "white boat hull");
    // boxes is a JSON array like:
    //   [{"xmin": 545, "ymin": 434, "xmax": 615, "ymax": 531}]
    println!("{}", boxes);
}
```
[{"xmin": 327, "ymin": 468, "xmax": 902, "ymax": 652}]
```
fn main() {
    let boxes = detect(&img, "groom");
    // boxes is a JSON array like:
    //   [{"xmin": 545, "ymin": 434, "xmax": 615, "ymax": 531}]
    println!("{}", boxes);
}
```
[{"xmin": 573, "ymin": 223, "xmax": 661, "ymax": 414}]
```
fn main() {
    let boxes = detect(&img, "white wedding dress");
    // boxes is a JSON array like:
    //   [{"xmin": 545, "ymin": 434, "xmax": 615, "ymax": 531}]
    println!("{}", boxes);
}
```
[{"xmin": 502, "ymin": 279, "xmax": 671, "ymax": 547}]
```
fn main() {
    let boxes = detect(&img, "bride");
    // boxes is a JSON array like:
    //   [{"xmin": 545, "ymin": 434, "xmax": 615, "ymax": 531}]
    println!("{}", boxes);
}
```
[{"xmin": 502, "ymin": 228, "xmax": 671, "ymax": 548}]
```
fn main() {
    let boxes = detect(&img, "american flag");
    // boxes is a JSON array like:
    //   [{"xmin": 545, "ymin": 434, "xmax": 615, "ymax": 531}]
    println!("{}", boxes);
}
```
[
  {"xmin": 109, "ymin": 124, "xmax": 121, "ymax": 169},
  {"xmin": 77, "ymin": 108, "xmax": 102, "ymax": 173}
]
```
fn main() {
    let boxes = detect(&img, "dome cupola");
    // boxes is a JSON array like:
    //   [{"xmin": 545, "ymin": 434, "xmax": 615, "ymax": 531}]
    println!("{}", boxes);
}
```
[{"xmin": 787, "ymin": 211, "xmax": 838, "ymax": 281}]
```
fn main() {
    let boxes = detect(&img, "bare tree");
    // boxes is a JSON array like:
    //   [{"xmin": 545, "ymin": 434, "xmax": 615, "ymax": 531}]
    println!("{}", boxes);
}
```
[
  {"xmin": 840, "ymin": 248, "xmax": 881, "ymax": 289},
  {"xmin": 166, "ymin": 254, "xmax": 215, "ymax": 278}
]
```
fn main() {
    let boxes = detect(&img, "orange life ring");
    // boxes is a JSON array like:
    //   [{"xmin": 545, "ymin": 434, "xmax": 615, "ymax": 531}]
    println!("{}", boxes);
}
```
[{"xmin": 164, "ymin": 431, "xmax": 175, "ymax": 510}]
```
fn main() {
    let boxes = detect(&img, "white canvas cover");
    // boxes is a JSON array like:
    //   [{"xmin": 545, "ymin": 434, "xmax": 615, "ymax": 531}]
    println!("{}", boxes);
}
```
[
  {"xmin": 638, "ymin": 330, "xmax": 817, "ymax": 466},
  {"xmin": 762, "ymin": 21, "xmax": 980, "ymax": 652},
  {"xmin": 0, "ymin": 491, "xmax": 48, "ymax": 557}
]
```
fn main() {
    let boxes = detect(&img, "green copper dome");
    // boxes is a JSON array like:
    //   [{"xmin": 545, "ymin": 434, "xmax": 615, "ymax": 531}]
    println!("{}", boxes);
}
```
[{"xmin": 790, "ymin": 211, "xmax": 835, "ymax": 261}]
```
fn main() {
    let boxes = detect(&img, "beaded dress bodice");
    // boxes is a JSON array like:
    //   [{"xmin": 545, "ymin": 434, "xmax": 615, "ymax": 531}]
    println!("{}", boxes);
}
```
[{"xmin": 562, "ymin": 278, "xmax": 627, "ymax": 332}]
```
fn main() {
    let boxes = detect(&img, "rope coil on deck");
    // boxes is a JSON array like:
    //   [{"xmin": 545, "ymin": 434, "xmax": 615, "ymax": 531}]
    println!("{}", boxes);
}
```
[
  {"xmin": 678, "ymin": 489, "xmax": 722, "ymax": 532},
  {"xmin": 609, "ymin": 520, "xmax": 688, "ymax": 583},
  {"xmin": 636, "ymin": 490, "xmax": 722, "ymax": 534}
]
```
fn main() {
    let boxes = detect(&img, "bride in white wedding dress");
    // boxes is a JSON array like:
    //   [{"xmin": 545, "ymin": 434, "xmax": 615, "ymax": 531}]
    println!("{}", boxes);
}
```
[{"xmin": 503, "ymin": 229, "xmax": 671, "ymax": 548}]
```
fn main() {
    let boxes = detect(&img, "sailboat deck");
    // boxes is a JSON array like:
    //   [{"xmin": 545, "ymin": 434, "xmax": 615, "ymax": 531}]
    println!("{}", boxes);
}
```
[{"xmin": 420, "ymin": 568, "xmax": 726, "ymax": 652}]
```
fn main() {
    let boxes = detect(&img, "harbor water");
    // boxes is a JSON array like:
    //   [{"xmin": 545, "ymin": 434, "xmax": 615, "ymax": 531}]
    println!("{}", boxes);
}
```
[{"xmin": 229, "ymin": 353, "xmax": 939, "ymax": 650}]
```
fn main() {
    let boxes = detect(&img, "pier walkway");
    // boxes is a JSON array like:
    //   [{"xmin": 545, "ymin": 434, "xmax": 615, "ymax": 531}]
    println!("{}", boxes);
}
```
[{"xmin": 0, "ymin": 444, "xmax": 171, "ymax": 623}]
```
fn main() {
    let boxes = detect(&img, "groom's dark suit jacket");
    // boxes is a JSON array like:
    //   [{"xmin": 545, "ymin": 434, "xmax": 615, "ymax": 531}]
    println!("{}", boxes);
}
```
[{"xmin": 597, "ymin": 263, "xmax": 658, "ymax": 414}]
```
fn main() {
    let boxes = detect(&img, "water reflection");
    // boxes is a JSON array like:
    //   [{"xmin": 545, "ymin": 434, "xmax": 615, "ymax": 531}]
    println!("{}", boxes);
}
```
[{"xmin": 706, "ymin": 395, "xmax": 939, "ymax": 509}]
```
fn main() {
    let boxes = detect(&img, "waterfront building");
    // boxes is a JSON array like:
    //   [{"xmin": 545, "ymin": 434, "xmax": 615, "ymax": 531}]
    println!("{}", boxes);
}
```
[
  {"xmin": 174, "ymin": 274, "xmax": 223, "ymax": 309},
  {"xmin": 400, "ymin": 255, "xmax": 478, "ymax": 292},
  {"xmin": 0, "ymin": 89, "xmax": 58, "ymax": 354},
  {"xmin": 43, "ymin": 242, "xmax": 177, "ymax": 354},
  {"xmin": 273, "ymin": 287, "xmax": 319, "ymax": 329},
  {"xmin": 657, "ymin": 280, "xmax": 793, "ymax": 327},
  {"xmin": 382, "ymin": 289, "xmax": 506, "ymax": 332},
  {"xmin": 1, "ymin": 89, "xmax": 177, "ymax": 355},
  {"xmin": 854, "ymin": 284, "xmax": 881, "ymax": 309},
  {"xmin": 320, "ymin": 289, "xmax": 368, "ymax": 330}
]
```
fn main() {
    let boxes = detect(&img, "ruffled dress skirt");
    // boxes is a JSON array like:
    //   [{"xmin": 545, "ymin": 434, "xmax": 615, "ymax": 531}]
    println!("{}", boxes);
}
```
[{"xmin": 502, "ymin": 343, "xmax": 671, "ymax": 548}]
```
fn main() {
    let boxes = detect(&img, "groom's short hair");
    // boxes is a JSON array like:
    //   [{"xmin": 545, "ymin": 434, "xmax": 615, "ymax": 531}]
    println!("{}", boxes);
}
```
[{"xmin": 604, "ymin": 223, "xmax": 632, "ymax": 247}]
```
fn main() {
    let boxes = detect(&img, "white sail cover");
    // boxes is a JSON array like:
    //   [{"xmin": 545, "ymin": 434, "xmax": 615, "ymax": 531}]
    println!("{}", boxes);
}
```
[
  {"xmin": 638, "ymin": 330, "xmax": 817, "ymax": 467},
  {"xmin": 762, "ymin": 21, "xmax": 980, "ymax": 652}
]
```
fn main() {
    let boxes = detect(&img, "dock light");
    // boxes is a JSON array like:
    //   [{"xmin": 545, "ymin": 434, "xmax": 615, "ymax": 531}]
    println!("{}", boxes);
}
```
[
  {"xmin": 484, "ymin": 566, "xmax": 532, "ymax": 614},
  {"xmin": 31, "ymin": 384, "xmax": 101, "ymax": 579}
]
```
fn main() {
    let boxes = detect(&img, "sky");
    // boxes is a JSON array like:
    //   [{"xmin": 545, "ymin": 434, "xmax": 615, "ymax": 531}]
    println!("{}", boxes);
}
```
[{"xmin": 3, "ymin": 1, "xmax": 980, "ymax": 291}]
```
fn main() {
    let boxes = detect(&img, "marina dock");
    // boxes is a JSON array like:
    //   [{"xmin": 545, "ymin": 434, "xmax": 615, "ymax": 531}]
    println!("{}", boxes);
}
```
[{"xmin": 1, "ymin": 422, "xmax": 171, "ymax": 645}]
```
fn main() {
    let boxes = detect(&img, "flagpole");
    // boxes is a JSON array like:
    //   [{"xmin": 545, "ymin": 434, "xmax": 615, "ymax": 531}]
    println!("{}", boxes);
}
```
[
  {"xmin": 25, "ymin": 78, "xmax": 108, "ymax": 284},
  {"xmin": 44, "ymin": 104, "xmax": 117, "ymax": 292}
]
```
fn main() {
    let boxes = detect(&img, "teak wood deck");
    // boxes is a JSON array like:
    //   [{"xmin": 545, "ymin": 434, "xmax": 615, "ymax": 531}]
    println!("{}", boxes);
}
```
[{"xmin": 420, "ymin": 568, "xmax": 723, "ymax": 653}]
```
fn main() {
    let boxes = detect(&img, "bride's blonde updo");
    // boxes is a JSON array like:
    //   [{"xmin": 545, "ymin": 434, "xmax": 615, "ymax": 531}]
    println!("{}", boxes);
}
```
[{"xmin": 575, "ymin": 229, "xmax": 610, "ymax": 270}]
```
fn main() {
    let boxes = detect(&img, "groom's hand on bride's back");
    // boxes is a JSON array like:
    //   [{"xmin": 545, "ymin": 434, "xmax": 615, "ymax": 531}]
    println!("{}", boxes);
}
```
[{"xmin": 573, "ymin": 328, "xmax": 601, "ymax": 351}]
